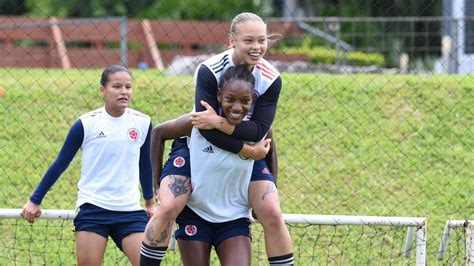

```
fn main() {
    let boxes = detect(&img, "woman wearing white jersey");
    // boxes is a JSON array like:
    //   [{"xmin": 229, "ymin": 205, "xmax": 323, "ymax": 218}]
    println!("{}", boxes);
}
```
[
  {"xmin": 142, "ymin": 12, "xmax": 293, "ymax": 266},
  {"xmin": 141, "ymin": 65, "xmax": 271, "ymax": 265},
  {"xmin": 22, "ymin": 65, "xmax": 154, "ymax": 266}
]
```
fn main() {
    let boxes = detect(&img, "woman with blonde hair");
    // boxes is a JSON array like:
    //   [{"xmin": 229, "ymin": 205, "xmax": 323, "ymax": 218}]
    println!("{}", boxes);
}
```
[{"xmin": 141, "ymin": 13, "xmax": 293, "ymax": 265}]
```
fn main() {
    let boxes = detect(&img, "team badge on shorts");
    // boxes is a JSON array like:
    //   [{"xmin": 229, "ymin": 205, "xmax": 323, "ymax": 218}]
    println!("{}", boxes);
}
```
[
  {"xmin": 173, "ymin": 156, "xmax": 185, "ymax": 168},
  {"xmin": 185, "ymin": 225, "xmax": 197, "ymax": 236},
  {"xmin": 127, "ymin": 128, "xmax": 139, "ymax": 141}
]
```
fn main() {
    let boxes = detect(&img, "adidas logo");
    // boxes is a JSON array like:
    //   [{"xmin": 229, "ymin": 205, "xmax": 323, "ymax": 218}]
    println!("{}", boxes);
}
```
[
  {"xmin": 97, "ymin": 131, "xmax": 106, "ymax": 138},
  {"xmin": 202, "ymin": 146, "xmax": 214, "ymax": 153}
]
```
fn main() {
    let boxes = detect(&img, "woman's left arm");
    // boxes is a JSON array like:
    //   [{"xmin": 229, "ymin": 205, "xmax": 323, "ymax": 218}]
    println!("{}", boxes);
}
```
[
  {"xmin": 139, "ymin": 122, "xmax": 154, "ymax": 216},
  {"xmin": 265, "ymin": 128, "xmax": 278, "ymax": 184}
]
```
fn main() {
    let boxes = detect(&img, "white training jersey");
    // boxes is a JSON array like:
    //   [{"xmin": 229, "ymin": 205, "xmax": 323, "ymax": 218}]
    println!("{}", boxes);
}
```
[
  {"xmin": 194, "ymin": 48, "xmax": 280, "ymax": 121},
  {"xmin": 77, "ymin": 107, "xmax": 151, "ymax": 211},
  {"xmin": 187, "ymin": 49, "xmax": 280, "ymax": 222},
  {"xmin": 187, "ymin": 127, "xmax": 254, "ymax": 222}
]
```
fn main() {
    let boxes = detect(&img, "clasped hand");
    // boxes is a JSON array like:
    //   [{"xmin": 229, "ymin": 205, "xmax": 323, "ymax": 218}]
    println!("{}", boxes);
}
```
[{"xmin": 190, "ymin": 100, "xmax": 222, "ymax": 129}]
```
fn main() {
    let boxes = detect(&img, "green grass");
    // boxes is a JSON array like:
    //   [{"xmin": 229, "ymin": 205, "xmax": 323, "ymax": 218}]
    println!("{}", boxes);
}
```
[{"xmin": 1, "ymin": 68, "xmax": 472, "ymax": 264}]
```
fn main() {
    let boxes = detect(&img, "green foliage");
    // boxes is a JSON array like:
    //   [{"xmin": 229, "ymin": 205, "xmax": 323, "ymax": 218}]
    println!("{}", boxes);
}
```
[
  {"xmin": 0, "ymin": 0, "xmax": 27, "ymax": 15},
  {"xmin": 277, "ymin": 40, "xmax": 386, "ymax": 67},
  {"xmin": 26, "ymin": 0, "xmax": 153, "ymax": 17},
  {"xmin": 134, "ymin": 0, "xmax": 270, "ymax": 20},
  {"xmin": 303, "ymin": 0, "xmax": 441, "ymax": 17},
  {"xmin": 19, "ymin": 0, "xmax": 443, "ymax": 19},
  {"xmin": 25, "ymin": 0, "xmax": 275, "ymax": 19}
]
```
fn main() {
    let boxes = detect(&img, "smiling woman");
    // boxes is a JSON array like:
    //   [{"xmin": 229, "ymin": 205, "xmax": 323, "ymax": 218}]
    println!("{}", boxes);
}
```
[
  {"xmin": 21, "ymin": 65, "xmax": 154, "ymax": 266},
  {"xmin": 141, "ymin": 12, "xmax": 293, "ymax": 266},
  {"xmin": 140, "ymin": 65, "xmax": 275, "ymax": 266}
]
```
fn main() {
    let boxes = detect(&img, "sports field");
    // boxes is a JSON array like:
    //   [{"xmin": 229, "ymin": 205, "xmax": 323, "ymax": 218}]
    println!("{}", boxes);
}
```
[{"xmin": 1, "ymin": 68, "xmax": 472, "ymax": 264}]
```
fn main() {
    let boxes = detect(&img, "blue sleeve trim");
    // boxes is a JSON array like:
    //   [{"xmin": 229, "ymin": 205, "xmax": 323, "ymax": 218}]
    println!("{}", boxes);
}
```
[
  {"xmin": 30, "ymin": 120, "xmax": 84, "ymax": 205},
  {"xmin": 139, "ymin": 122, "xmax": 154, "ymax": 200}
]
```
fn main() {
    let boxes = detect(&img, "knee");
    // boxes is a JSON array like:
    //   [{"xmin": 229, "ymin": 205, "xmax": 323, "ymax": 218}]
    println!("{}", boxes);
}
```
[
  {"xmin": 158, "ymin": 195, "xmax": 188, "ymax": 220},
  {"xmin": 77, "ymin": 257, "xmax": 100, "ymax": 266},
  {"xmin": 157, "ymin": 203, "xmax": 182, "ymax": 221},
  {"xmin": 255, "ymin": 206, "xmax": 284, "ymax": 228}
]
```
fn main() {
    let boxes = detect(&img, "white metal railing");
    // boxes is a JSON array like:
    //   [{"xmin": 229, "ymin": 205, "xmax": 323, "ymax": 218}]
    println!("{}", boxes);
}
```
[
  {"xmin": 438, "ymin": 220, "xmax": 474, "ymax": 265},
  {"xmin": 1, "ymin": 209, "xmax": 427, "ymax": 265}
]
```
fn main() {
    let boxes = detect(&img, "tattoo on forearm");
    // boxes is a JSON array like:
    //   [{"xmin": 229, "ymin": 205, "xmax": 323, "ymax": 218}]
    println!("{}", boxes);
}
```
[
  {"xmin": 262, "ymin": 182, "xmax": 277, "ymax": 201},
  {"xmin": 168, "ymin": 175, "xmax": 190, "ymax": 198}
]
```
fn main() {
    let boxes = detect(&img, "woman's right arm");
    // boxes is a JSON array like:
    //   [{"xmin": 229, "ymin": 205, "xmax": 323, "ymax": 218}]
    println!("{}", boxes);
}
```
[
  {"xmin": 151, "ymin": 114, "xmax": 192, "ymax": 196},
  {"xmin": 194, "ymin": 65, "xmax": 281, "ymax": 155},
  {"xmin": 22, "ymin": 119, "xmax": 84, "ymax": 223}
]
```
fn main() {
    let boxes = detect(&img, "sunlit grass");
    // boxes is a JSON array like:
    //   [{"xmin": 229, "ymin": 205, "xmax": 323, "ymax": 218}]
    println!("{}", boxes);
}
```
[{"xmin": 1, "ymin": 68, "xmax": 472, "ymax": 264}]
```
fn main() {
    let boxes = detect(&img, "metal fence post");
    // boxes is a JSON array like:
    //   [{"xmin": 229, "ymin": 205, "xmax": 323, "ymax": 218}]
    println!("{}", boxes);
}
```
[
  {"xmin": 446, "ymin": 17, "xmax": 460, "ymax": 74},
  {"xmin": 119, "ymin": 16, "xmax": 128, "ymax": 67}
]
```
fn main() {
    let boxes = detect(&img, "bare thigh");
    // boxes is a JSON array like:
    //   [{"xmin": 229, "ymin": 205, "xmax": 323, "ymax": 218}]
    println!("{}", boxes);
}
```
[
  {"xmin": 75, "ymin": 231, "xmax": 107, "ymax": 266},
  {"xmin": 121, "ymin": 232, "xmax": 144, "ymax": 266},
  {"xmin": 158, "ymin": 174, "xmax": 191, "ymax": 216},
  {"xmin": 216, "ymin": 235, "xmax": 251, "ymax": 266},
  {"xmin": 249, "ymin": 180, "xmax": 283, "ymax": 220},
  {"xmin": 178, "ymin": 239, "xmax": 212, "ymax": 266}
]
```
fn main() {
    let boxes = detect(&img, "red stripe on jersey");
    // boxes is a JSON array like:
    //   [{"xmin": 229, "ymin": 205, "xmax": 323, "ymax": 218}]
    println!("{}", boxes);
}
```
[
  {"xmin": 259, "ymin": 70, "xmax": 273, "ymax": 80},
  {"xmin": 255, "ymin": 64, "xmax": 276, "ymax": 80},
  {"xmin": 257, "ymin": 62, "xmax": 277, "ymax": 75}
]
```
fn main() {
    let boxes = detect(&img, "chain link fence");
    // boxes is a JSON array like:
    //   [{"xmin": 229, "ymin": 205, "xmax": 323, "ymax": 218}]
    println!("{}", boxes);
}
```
[{"xmin": 0, "ymin": 2, "xmax": 472, "ymax": 264}]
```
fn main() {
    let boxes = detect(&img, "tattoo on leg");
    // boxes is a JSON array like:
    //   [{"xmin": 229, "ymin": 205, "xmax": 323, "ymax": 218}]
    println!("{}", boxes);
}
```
[
  {"xmin": 152, "ymin": 223, "xmax": 171, "ymax": 246},
  {"xmin": 146, "ymin": 221, "xmax": 172, "ymax": 247},
  {"xmin": 145, "ymin": 222, "xmax": 157, "ymax": 244},
  {"xmin": 261, "ymin": 182, "xmax": 277, "ymax": 201},
  {"xmin": 168, "ymin": 175, "xmax": 190, "ymax": 198}
]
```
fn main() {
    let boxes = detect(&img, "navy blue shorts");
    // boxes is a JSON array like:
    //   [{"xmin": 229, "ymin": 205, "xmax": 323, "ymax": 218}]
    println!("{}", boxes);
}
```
[
  {"xmin": 160, "ymin": 138, "xmax": 190, "ymax": 182},
  {"xmin": 73, "ymin": 203, "xmax": 148, "ymax": 250},
  {"xmin": 251, "ymin": 159, "xmax": 276, "ymax": 182},
  {"xmin": 175, "ymin": 206, "xmax": 251, "ymax": 248},
  {"xmin": 160, "ymin": 138, "xmax": 275, "ymax": 183}
]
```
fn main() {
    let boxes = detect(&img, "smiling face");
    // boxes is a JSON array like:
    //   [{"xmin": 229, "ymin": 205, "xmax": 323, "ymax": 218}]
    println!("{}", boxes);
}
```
[
  {"xmin": 230, "ymin": 20, "xmax": 268, "ymax": 67},
  {"xmin": 217, "ymin": 79, "xmax": 254, "ymax": 125},
  {"xmin": 100, "ymin": 71, "xmax": 132, "ymax": 117}
]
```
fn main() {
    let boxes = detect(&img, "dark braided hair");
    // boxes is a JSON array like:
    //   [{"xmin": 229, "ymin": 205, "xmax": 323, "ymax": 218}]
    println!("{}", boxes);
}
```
[
  {"xmin": 100, "ymin": 65, "xmax": 132, "ymax": 86},
  {"xmin": 218, "ymin": 64, "xmax": 255, "ymax": 93}
]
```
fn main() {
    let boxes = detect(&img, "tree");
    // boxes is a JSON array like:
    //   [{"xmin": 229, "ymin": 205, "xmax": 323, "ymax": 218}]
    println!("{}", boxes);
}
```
[
  {"xmin": 1, "ymin": 0, "xmax": 27, "ymax": 15},
  {"xmin": 26, "ymin": 0, "xmax": 155, "ymax": 17},
  {"xmin": 25, "ymin": 0, "xmax": 276, "ymax": 20},
  {"xmin": 300, "ymin": 0, "xmax": 441, "ymax": 17}
]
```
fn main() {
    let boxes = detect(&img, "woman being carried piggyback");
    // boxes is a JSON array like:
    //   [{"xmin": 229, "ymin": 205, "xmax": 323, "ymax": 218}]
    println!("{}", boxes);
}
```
[{"xmin": 142, "ymin": 12, "xmax": 293, "ymax": 266}]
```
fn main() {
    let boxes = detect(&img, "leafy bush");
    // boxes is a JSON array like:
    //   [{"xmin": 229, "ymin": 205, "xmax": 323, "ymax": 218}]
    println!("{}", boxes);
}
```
[{"xmin": 276, "ymin": 41, "xmax": 386, "ymax": 67}]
